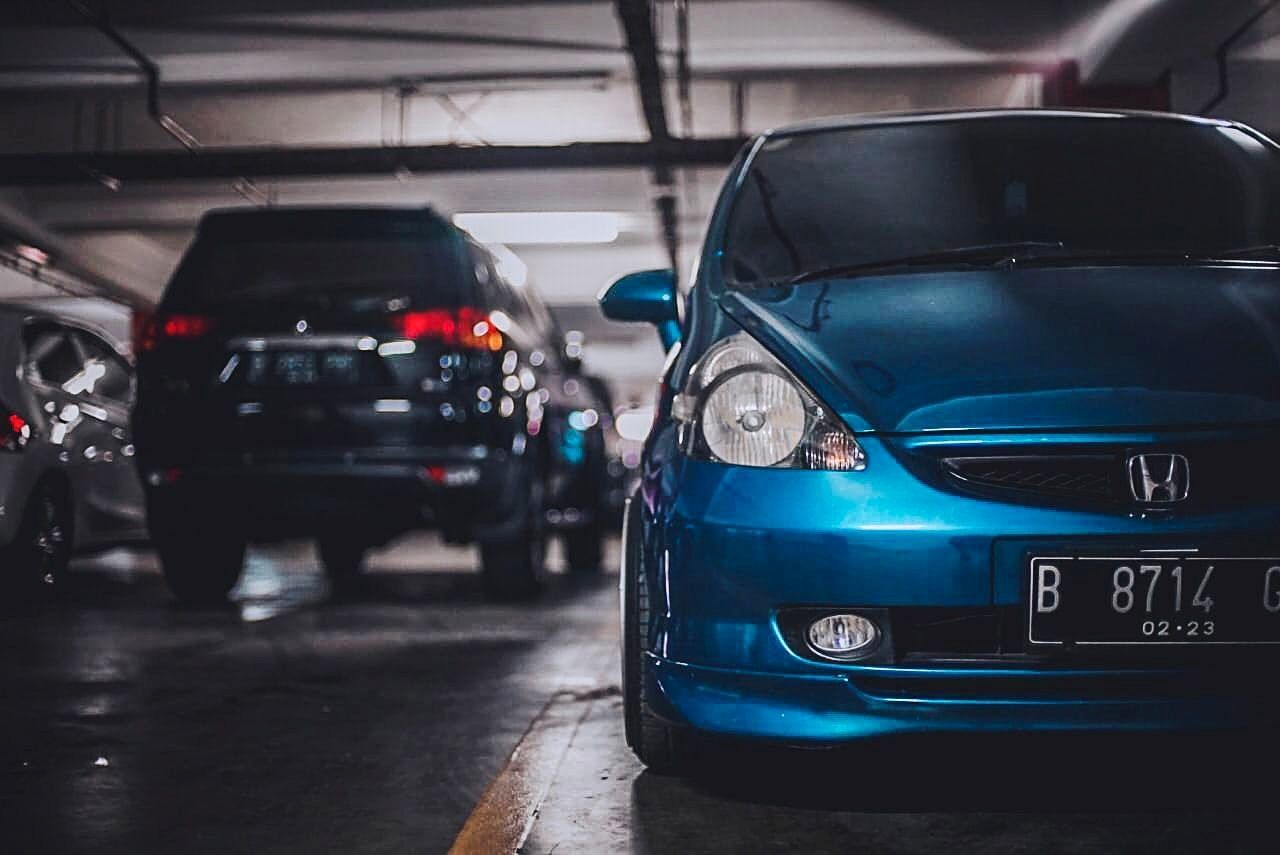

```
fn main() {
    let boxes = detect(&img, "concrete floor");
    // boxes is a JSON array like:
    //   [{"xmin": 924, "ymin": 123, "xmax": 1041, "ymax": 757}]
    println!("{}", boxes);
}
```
[{"xmin": 0, "ymin": 538, "xmax": 1274, "ymax": 854}]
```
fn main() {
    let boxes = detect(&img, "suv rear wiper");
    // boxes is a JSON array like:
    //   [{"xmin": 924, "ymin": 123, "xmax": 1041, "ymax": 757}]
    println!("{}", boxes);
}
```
[{"xmin": 778, "ymin": 241, "xmax": 1068, "ymax": 285}]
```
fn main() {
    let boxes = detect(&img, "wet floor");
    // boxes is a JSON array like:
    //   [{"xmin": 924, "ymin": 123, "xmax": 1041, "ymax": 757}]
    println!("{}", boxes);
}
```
[
  {"xmin": 2, "ymin": 539, "xmax": 1276, "ymax": 854},
  {"xmin": 526, "ymin": 699, "xmax": 1277, "ymax": 854},
  {"xmin": 0, "ymin": 537, "xmax": 617, "ymax": 854}
]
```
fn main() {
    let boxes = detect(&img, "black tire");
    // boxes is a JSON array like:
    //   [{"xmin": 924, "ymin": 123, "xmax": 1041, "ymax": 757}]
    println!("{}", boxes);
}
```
[
  {"xmin": 479, "ymin": 481, "xmax": 546, "ymax": 601},
  {"xmin": 564, "ymin": 522, "xmax": 603, "ymax": 575},
  {"xmin": 479, "ymin": 530, "xmax": 545, "ymax": 601},
  {"xmin": 152, "ymin": 512, "xmax": 246, "ymax": 605},
  {"xmin": 1, "ymin": 479, "xmax": 73, "ymax": 599},
  {"xmin": 317, "ymin": 537, "xmax": 367, "ymax": 591},
  {"xmin": 621, "ymin": 497, "xmax": 693, "ymax": 775}
]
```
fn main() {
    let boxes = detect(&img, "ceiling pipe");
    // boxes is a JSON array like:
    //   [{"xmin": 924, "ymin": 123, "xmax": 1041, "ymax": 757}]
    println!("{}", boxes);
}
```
[
  {"xmin": 673, "ymin": 0, "xmax": 699, "ymax": 215},
  {"xmin": 675, "ymin": 0, "xmax": 693, "ymax": 136},
  {"xmin": 615, "ymin": 0, "xmax": 680, "ymax": 272},
  {"xmin": 120, "ymin": 19, "xmax": 652, "ymax": 57},
  {"xmin": 1200, "ymin": 0, "xmax": 1278, "ymax": 114},
  {"xmin": 66, "ymin": 0, "xmax": 199, "ymax": 151},
  {"xmin": 65, "ymin": 0, "xmax": 272, "ymax": 204},
  {"xmin": 0, "ymin": 198, "xmax": 150, "ymax": 306}
]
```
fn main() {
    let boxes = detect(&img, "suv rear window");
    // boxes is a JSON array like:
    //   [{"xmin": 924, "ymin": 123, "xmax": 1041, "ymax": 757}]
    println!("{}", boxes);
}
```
[{"xmin": 164, "ymin": 220, "xmax": 469, "ymax": 311}]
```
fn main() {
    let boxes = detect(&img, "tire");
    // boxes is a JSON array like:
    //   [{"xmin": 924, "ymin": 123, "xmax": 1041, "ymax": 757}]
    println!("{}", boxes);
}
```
[
  {"xmin": 564, "ymin": 522, "xmax": 603, "ymax": 575},
  {"xmin": 318, "ymin": 537, "xmax": 367, "ymax": 591},
  {"xmin": 621, "ymin": 497, "xmax": 693, "ymax": 775},
  {"xmin": 479, "ymin": 530, "xmax": 545, "ymax": 601},
  {"xmin": 0, "ymin": 479, "xmax": 72, "ymax": 599},
  {"xmin": 479, "ymin": 480, "xmax": 546, "ymax": 601},
  {"xmin": 152, "ymin": 512, "xmax": 246, "ymax": 605}
]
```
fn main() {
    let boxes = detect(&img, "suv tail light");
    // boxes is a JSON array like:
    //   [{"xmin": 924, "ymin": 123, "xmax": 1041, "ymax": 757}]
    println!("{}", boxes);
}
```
[
  {"xmin": 133, "ymin": 310, "xmax": 216, "ymax": 353},
  {"xmin": 391, "ymin": 308, "xmax": 504, "ymax": 351},
  {"xmin": 1, "ymin": 410, "xmax": 30, "ymax": 452}
]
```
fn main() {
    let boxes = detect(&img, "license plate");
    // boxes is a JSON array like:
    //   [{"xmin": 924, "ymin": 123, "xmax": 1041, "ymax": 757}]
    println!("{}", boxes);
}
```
[
  {"xmin": 246, "ymin": 351, "xmax": 359, "ymax": 385},
  {"xmin": 274, "ymin": 351, "xmax": 317, "ymax": 384},
  {"xmin": 1028, "ymin": 555, "xmax": 1280, "ymax": 645}
]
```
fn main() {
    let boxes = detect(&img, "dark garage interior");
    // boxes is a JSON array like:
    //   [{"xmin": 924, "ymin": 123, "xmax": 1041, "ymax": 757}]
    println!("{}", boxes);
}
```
[{"xmin": 5, "ymin": 1, "xmax": 1280, "ymax": 852}]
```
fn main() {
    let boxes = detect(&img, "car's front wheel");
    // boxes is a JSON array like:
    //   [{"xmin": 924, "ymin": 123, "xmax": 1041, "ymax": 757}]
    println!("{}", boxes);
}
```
[
  {"xmin": 563, "ymin": 521, "xmax": 603, "ymax": 575},
  {"xmin": 479, "ymin": 526, "xmax": 545, "ymax": 600},
  {"xmin": 622, "ymin": 497, "xmax": 694, "ymax": 775},
  {"xmin": 150, "ymin": 506, "xmax": 246, "ymax": 604},
  {"xmin": 0, "ymin": 479, "xmax": 73, "ymax": 598}
]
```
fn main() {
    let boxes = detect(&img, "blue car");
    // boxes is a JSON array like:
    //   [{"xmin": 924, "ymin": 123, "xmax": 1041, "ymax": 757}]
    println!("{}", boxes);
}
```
[{"xmin": 601, "ymin": 109, "xmax": 1280, "ymax": 774}]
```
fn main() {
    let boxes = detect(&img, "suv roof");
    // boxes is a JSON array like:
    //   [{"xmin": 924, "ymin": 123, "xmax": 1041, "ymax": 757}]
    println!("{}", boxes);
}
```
[
  {"xmin": 196, "ymin": 205, "xmax": 453, "ymax": 241},
  {"xmin": 165, "ymin": 205, "xmax": 477, "ymax": 311}
]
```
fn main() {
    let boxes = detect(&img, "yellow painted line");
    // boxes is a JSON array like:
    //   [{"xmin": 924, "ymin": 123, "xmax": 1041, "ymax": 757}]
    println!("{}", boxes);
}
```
[
  {"xmin": 448, "ymin": 690, "xmax": 602, "ymax": 855},
  {"xmin": 451, "ymin": 583, "xmax": 620, "ymax": 854}
]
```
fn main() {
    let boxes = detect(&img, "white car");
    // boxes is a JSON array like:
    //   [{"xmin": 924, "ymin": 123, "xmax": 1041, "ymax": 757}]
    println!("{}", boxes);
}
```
[{"xmin": 0, "ymin": 298, "xmax": 146, "ymax": 596}]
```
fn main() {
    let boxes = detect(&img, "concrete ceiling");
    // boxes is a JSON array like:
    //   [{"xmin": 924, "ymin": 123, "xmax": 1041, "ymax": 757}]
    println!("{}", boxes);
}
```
[{"xmin": 0, "ymin": 0, "xmax": 1276, "ymax": 395}]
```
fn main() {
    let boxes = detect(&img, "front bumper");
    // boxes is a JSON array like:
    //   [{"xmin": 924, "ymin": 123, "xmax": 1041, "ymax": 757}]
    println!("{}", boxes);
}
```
[
  {"xmin": 646, "ymin": 656, "xmax": 1280, "ymax": 744},
  {"xmin": 643, "ymin": 437, "xmax": 1280, "ymax": 742}
]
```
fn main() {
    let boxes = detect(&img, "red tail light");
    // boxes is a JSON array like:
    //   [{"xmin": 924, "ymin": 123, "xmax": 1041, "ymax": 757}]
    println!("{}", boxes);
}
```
[
  {"xmin": 130, "ymin": 309, "xmax": 152, "ymax": 354},
  {"xmin": 1, "ymin": 410, "xmax": 29, "ymax": 452},
  {"xmin": 134, "ymin": 311, "xmax": 215, "ymax": 353},
  {"xmin": 391, "ymin": 307, "xmax": 504, "ymax": 351}
]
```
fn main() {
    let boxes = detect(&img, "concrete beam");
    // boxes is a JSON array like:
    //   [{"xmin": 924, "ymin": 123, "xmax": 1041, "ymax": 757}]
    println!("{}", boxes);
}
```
[
  {"xmin": 0, "ymin": 137, "xmax": 747, "ymax": 186},
  {"xmin": 0, "ymin": 195, "xmax": 154, "ymax": 305},
  {"xmin": 1073, "ymin": 0, "xmax": 1269, "ymax": 85}
]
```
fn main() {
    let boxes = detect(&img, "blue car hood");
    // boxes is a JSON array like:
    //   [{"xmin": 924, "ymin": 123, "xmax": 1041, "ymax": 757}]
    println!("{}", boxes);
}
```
[{"xmin": 718, "ymin": 264, "xmax": 1280, "ymax": 434}]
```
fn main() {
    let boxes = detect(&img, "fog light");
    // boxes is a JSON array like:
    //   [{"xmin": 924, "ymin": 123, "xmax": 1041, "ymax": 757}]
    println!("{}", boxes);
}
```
[{"xmin": 807, "ymin": 614, "xmax": 879, "ymax": 659}]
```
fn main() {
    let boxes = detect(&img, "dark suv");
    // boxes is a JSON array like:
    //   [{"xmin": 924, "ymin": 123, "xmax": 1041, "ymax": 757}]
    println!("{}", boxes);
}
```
[{"xmin": 132, "ymin": 207, "xmax": 609, "ymax": 602}]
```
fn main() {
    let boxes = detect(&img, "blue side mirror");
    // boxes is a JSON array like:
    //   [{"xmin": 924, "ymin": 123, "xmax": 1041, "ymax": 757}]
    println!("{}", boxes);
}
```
[{"xmin": 598, "ymin": 269, "xmax": 682, "ymax": 351}]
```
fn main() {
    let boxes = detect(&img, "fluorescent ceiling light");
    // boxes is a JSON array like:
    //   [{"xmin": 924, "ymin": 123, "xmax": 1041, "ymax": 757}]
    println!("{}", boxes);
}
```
[
  {"xmin": 453, "ymin": 211, "xmax": 621, "ymax": 245},
  {"xmin": 15, "ymin": 244, "xmax": 49, "ymax": 266}
]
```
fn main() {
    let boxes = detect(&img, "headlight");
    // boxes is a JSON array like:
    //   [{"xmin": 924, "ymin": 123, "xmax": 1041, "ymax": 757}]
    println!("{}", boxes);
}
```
[{"xmin": 674, "ymin": 332, "xmax": 866, "ymax": 470}]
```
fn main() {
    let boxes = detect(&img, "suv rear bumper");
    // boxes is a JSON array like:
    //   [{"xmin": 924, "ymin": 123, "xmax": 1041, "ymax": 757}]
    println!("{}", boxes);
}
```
[{"xmin": 140, "ymin": 448, "xmax": 529, "ymax": 542}]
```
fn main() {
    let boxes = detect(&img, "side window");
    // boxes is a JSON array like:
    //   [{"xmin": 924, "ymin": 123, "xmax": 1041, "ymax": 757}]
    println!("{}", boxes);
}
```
[
  {"xmin": 75, "ymin": 331, "xmax": 133, "ymax": 405},
  {"xmin": 469, "ymin": 243, "xmax": 493, "ymax": 295},
  {"xmin": 520, "ymin": 288, "xmax": 555, "ymax": 340},
  {"xmin": 496, "ymin": 280, "xmax": 526, "ymax": 325},
  {"xmin": 467, "ymin": 242, "xmax": 553, "ymax": 340},
  {"xmin": 471, "ymin": 243, "xmax": 509, "ymax": 313},
  {"xmin": 22, "ymin": 322, "xmax": 83, "ymax": 387}
]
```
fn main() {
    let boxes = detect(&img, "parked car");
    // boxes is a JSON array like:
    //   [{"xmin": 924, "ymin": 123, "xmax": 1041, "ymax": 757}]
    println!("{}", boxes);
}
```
[
  {"xmin": 0, "ymin": 297, "xmax": 146, "ymax": 595},
  {"xmin": 602, "ymin": 108, "xmax": 1280, "ymax": 774},
  {"xmin": 132, "ymin": 206, "xmax": 609, "ymax": 603}
]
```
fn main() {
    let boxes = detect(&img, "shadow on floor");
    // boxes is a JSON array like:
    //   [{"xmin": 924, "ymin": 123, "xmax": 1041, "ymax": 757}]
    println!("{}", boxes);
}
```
[
  {"xmin": 627, "ymin": 733, "xmax": 1274, "ymax": 853},
  {"xmin": 672, "ymin": 731, "xmax": 1271, "ymax": 811},
  {"xmin": 7, "ymin": 546, "xmax": 613, "ymax": 623},
  {"xmin": 318, "ymin": 567, "xmax": 610, "ymax": 607}
]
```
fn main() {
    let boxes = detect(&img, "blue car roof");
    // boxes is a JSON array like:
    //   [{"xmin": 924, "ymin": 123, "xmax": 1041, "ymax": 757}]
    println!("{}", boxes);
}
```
[{"xmin": 762, "ymin": 107, "xmax": 1238, "ymax": 141}]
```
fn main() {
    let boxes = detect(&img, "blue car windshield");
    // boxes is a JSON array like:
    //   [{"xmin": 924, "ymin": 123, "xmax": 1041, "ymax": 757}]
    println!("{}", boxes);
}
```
[{"xmin": 724, "ymin": 116, "xmax": 1280, "ymax": 287}]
